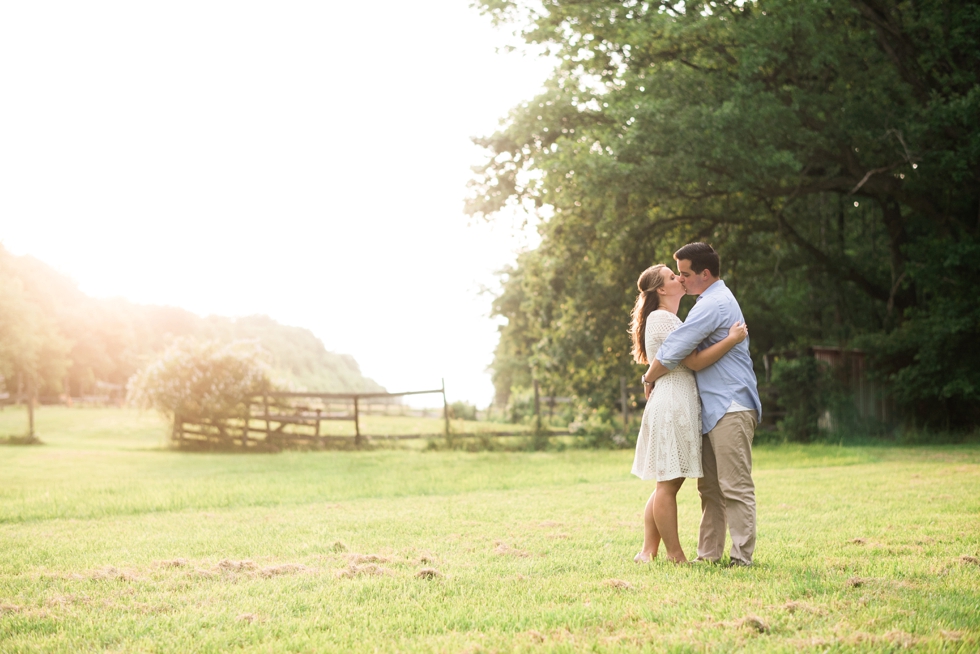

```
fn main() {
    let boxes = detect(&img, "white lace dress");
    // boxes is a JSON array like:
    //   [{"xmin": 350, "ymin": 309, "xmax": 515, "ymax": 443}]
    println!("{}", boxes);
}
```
[{"xmin": 631, "ymin": 310, "xmax": 703, "ymax": 481}]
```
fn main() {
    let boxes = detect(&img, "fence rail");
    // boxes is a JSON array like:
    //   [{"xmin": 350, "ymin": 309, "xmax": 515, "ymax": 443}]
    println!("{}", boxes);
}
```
[{"xmin": 175, "ymin": 382, "xmax": 453, "ymax": 450}]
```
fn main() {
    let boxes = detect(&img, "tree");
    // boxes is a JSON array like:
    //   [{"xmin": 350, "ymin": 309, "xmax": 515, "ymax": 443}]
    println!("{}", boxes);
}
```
[
  {"xmin": 127, "ymin": 339, "xmax": 278, "ymax": 427},
  {"xmin": 470, "ymin": 0, "xmax": 980, "ymax": 428},
  {"xmin": 0, "ymin": 268, "xmax": 71, "ymax": 438},
  {"xmin": 1, "ymin": 244, "xmax": 386, "ymax": 398}
]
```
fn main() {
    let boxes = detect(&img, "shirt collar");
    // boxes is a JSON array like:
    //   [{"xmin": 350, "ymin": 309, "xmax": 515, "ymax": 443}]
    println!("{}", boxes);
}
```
[{"xmin": 695, "ymin": 279, "xmax": 726, "ymax": 302}]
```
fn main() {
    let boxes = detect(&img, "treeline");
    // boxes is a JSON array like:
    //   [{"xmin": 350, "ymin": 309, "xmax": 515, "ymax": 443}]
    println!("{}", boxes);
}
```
[
  {"xmin": 470, "ymin": 0, "xmax": 980, "ymax": 433},
  {"xmin": 0, "ymin": 245, "xmax": 384, "ymax": 398}
]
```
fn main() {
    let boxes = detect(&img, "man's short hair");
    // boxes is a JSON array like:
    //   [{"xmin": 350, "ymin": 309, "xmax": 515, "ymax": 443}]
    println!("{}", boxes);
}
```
[{"xmin": 674, "ymin": 242, "xmax": 720, "ymax": 277}]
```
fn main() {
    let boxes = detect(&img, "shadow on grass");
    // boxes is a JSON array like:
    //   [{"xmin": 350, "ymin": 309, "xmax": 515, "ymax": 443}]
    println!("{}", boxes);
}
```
[{"xmin": 0, "ymin": 434, "xmax": 43, "ymax": 446}]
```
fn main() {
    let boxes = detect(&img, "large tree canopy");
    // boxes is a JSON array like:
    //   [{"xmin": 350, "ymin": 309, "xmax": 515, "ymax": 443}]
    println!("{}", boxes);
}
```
[{"xmin": 470, "ymin": 0, "xmax": 980, "ymax": 428}]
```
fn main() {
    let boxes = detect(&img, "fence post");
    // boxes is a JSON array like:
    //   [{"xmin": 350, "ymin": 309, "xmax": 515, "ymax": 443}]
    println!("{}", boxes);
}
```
[
  {"xmin": 533, "ymin": 379, "xmax": 542, "ymax": 433},
  {"xmin": 620, "ymin": 376, "xmax": 629, "ymax": 428},
  {"xmin": 354, "ymin": 395, "xmax": 362, "ymax": 448},
  {"xmin": 442, "ymin": 379, "xmax": 454, "ymax": 448},
  {"xmin": 27, "ymin": 377, "xmax": 36, "ymax": 440},
  {"xmin": 240, "ymin": 410, "xmax": 249, "ymax": 448},
  {"xmin": 263, "ymin": 394, "xmax": 271, "ymax": 441}
]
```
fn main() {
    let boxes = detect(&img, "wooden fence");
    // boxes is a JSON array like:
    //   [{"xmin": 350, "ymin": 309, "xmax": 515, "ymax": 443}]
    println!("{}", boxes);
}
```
[
  {"xmin": 174, "ymin": 383, "xmax": 452, "ymax": 450},
  {"xmin": 174, "ymin": 379, "xmax": 572, "ymax": 451}
]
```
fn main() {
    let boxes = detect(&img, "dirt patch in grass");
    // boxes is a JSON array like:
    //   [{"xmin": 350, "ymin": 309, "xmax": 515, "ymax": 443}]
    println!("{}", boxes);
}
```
[
  {"xmin": 415, "ymin": 567, "xmax": 442, "ymax": 579},
  {"xmin": 236, "ymin": 613, "xmax": 260, "ymax": 623},
  {"xmin": 336, "ymin": 563, "xmax": 391, "ymax": 578},
  {"xmin": 717, "ymin": 615, "xmax": 770, "ymax": 634},
  {"xmin": 958, "ymin": 555, "xmax": 979, "ymax": 565},
  {"xmin": 217, "ymin": 559, "xmax": 257, "ymax": 572},
  {"xmin": 154, "ymin": 558, "xmax": 190, "ymax": 569},
  {"xmin": 844, "ymin": 629, "xmax": 918, "ymax": 648},
  {"xmin": 0, "ymin": 603, "xmax": 55, "ymax": 620},
  {"xmin": 208, "ymin": 559, "xmax": 311, "ymax": 578},
  {"xmin": 68, "ymin": 558, "xmax": 314, "ymax": 581},
  {"xmin": 775, "ymin": 600, "xmax": 826, "ymax": 615},
  {"xmin": 193, "ymin": 568, "xmax": 217, "ymax": 579},
  {"xmin": 45, "ymin": 594, "xmax": 89, "ymax": 608},
  {"xmin": 493, "ymin": 541, "xmax": 530, "ymax": 557},
  {"xmin": 259, "ymin": 564, "xmax": 308, "ymax": 577},
  {"xmin": 847, "ymin": 537, "xmax": 895, "ymax": 548},
  {"xmin": 91, "ymin": 566, "xmax": 141, "ymax": 581},
  {"xmin": 602, "ymin": 579, "xmax": 634, "ymax": 590},
  {"xmin": 347, "ymin": 553, "xmax": 394, "ymax": 565},
  {"xmin": 787, "ymin": 635, "xmax": 837, "ymax": 648},
  {"xmin": 129, "ymin": 601, "xmax": 175, "ymax": 615},
  {"xmin": 736, "ymin": 616, "xmax": 770, "ymax": 633}
]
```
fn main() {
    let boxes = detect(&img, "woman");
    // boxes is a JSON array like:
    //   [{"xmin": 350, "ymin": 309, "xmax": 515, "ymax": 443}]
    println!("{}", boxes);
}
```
[{"xmin": 629, "ymin": 264, "xmax": 747, "ymax": 563}]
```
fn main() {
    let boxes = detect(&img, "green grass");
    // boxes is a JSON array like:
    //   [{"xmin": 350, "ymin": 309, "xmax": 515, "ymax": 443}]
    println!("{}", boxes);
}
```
[{"xmin": 1, "ymin": 407, "xmax": 979, "ymax": 652}]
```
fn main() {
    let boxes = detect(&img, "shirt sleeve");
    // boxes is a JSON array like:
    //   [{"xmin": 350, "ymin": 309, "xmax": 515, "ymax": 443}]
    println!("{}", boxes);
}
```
[{"xmin": 655, "ymin": 298, "xmax": 721, "ymax": 370}]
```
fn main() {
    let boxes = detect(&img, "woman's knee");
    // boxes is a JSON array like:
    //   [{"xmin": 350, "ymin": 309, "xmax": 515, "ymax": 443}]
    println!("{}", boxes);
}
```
[{"xmin": 657, "ymin": 478, "xmax": 684, "ymax": 494}]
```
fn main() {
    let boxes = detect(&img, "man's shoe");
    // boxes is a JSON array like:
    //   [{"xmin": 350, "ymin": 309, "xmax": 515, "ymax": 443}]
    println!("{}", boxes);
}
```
[{"xmin": 727, "ymin": 558, "xmax": 752, "ymax": 568}]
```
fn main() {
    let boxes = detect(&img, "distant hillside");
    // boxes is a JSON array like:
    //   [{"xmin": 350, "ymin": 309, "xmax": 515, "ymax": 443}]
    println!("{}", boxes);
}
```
[{"xmin": 0, "ymin": 245, "xmax": 384, "ymax": 395}]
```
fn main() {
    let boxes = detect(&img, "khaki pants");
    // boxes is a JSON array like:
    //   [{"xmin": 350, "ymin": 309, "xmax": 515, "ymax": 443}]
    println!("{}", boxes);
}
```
[{"xmin": 697, "ymin": 411, "xmax": 757, "ymax": 563}]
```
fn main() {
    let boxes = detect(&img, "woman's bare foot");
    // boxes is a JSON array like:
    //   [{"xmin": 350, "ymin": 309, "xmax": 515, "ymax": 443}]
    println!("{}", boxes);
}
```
[{"xmin": 634, "ymin": 551, "xmax": 656, "ymax": 563}]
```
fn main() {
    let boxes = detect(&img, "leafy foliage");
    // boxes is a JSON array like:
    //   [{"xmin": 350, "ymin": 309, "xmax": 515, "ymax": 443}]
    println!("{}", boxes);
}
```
[
  {"xmin": 0, "ymin": 263, "xmax": 70, "ymax": 395},
  {"xmin": 126, "ymin": 339, "xmax": 276, "ymax": 422},
  {"xmin": 0, "ymin": 245, "xmax": 384, "ymax": 397},
  {"xmin": 770, "ymin": 356, "xmax": 833, "ymax": 442},
  {"xmin": 448, "ymin": 400, "xmax": 478, "ymax": 421},
  {"xmin": 471, "ymin": 0, "xmax": 980, "ymax": 430}
]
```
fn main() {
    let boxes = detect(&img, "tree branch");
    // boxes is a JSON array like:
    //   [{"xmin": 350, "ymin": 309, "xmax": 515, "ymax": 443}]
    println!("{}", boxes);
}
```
[{"xmin": 767, "ymin": 198, "xmax": 893, "ymax": 304}]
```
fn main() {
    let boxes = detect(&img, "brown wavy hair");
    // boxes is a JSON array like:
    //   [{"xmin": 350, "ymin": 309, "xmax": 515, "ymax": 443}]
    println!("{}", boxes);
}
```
[{"xmin": 630, "ymin": 264, "xmax": 667, "ymax": 364}]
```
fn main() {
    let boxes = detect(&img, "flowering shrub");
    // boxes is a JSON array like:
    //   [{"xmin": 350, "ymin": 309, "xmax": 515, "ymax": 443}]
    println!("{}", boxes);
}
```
[{"xmin": 127, "ymin": 339, "xmax": 277, "ymax": 422}]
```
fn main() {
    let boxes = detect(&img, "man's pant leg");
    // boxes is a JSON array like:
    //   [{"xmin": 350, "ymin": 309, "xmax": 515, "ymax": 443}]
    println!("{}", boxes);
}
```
[
  {"xmin": 707, "ymin": 411, "xmax": 757, "ymax": 563},
  {"xmin": 696, "ymin": 433, "xmax": 727, "ymax": 562}
]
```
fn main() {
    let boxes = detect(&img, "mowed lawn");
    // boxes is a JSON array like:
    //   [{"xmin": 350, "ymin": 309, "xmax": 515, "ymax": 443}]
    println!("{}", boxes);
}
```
[{"xmin": 1, "ymin": 408, "xmax": 978, "ymax": 652}]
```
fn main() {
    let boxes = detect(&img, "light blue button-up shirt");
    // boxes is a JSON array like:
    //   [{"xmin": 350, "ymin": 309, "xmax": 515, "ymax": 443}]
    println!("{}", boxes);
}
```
[{"xmin": 655, "ymin": 280, "xmax": 762, "ymax": 433}]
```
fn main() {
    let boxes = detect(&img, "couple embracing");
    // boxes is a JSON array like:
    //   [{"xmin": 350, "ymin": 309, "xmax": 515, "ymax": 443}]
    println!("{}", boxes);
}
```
[{"xmin": 629, "ymin": 242, "xmax": 761, "ymax": 567}]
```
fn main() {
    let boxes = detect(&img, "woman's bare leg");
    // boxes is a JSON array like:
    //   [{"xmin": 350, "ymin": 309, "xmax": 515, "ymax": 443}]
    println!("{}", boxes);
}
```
[
  {"xmin": 653, "ymin": 478, "xmax": 688, "ymax": 563},
  {"xmin": 636, "ymin": 490, "xmax": 661, "ymax": 562}
]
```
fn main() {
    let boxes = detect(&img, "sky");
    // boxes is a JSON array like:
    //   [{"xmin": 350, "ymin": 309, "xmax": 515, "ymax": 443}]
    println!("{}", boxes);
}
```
[{"xmin": 0, "ymin": 1, "xmax": 554, "ymax": 406}]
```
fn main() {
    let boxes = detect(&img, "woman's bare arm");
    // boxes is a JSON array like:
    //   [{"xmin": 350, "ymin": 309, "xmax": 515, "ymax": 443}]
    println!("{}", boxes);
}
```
[{"xmin": 682, "ymin": 321, "xmax": 748, "ymax": 371}]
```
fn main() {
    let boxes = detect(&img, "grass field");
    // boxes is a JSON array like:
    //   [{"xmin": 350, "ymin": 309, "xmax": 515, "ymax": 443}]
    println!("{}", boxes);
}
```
[{"xmin": 1, "ymin": 407, "xmax": 979, "ymax": 652}]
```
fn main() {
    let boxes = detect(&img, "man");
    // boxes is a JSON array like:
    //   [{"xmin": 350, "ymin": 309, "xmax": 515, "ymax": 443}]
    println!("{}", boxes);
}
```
[{"xmin": 640, "ymin": 242, "xmax": 762, "ymax": 567}]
